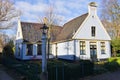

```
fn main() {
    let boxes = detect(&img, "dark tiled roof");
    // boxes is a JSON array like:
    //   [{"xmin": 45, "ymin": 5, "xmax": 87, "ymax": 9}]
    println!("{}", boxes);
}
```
[
  {"xmin": 50, "ymin": 25, "xmax": 63, "ymax": 42},
  {"xmin": 56, "ymin": 13, "xmax": 88, "ymax": 41},
  {"xmin": 21, "ymin": 22, "xmax": 62, "ymax": 43}
]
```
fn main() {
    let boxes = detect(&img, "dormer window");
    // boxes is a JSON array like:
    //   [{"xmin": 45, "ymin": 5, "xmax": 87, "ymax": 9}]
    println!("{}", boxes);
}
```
[{"xmin": 91, "ymin": 26, "xmax": 96, "ymax": 37}]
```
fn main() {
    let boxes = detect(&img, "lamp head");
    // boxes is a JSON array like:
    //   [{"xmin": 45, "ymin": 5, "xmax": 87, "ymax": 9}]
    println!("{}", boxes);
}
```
[{"xmin": 40, "ymin": 24, "xmax": 49, "ymax": 34}]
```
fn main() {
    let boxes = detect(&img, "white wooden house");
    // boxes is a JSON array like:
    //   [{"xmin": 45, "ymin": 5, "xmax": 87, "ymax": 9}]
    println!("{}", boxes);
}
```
[
  {"xmin": 15, "ymin": 21, "xmax": 62, "ymax": 60},
  {"xmin": 15, "ymin": 2, "xmax": 111, "ymax": 61},
  {"xmin": 52, "ymin": 2, "xmax": 111, "ymax": 61}
]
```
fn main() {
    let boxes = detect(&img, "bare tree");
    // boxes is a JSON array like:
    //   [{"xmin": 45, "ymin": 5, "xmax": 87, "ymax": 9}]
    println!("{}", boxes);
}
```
[
  {"xmin": 38, "ymin": 5, "xmax": 62, "ymax": 59},
  {"xmin": 0, "ymin": 33, "xmax": 9, "ymax": 51},
  {"xmin": 101, "ymin": 0, "xmax": 120, "ymax": 38},
  {"xmin": 0, "ymin": 37, "xmax": 4, "ymax": 49},
  {"xmin": 0, "ymin": 0, "xmax": 20, "ymax": 30}
]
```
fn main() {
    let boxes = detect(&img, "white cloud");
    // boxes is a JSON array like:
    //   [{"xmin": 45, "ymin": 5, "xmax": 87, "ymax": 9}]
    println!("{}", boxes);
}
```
[
  {"xmin": 15, "ymin": 1, "xmax": 48, "ymax": 22},
  {"xmin": 15, "ymin": 0, "xmax": 101, "ymax": 25}
]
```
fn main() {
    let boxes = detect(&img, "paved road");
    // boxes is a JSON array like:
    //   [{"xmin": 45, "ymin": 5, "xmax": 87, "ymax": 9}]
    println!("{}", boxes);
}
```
[
  {"xmin": 0, "ymin": 64, "xmax": 14, "ymax": 80},
  {"xmin": 80, "ymin": 70, "xmax": 120, "ymax": 80}
]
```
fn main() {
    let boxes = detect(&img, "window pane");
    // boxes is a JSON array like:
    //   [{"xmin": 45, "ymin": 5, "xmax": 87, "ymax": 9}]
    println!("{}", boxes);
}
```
[
  {"xmin": 80, "ymin": 41, "xmax": 86, "ymax": 55},
  {"xmin": 101, "ymin": 42, "xmax": 105, "ymax": 54},
  {"xmin": 37, "ymin": 44, "xmax": 42, "ymax": 55},
  {"xmin": 49, "ymin": 44, "xmax": 52, "ymax": 54},
  {"xmin": 26, "ymin": 44, "xmax": 33, "ymax": 56},
  {"xmin": 91, "ymin": 26, "xmax": 96, "ymax": 37},
  {"xmin": 18, "ymin": 47, "xmax": 20, "ymax": 56}
]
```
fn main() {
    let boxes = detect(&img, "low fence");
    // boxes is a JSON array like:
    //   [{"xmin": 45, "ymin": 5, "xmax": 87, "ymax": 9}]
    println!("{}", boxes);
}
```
[{"xmin": 48, "ymin": 60, "xmax": 94, "ymax": 80}]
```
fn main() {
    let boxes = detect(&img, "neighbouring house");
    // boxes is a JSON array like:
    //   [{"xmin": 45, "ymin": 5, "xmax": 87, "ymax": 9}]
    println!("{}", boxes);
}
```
[{"xmin": 15, "ymin": 2, "xmax": 111, "ymax": 61}]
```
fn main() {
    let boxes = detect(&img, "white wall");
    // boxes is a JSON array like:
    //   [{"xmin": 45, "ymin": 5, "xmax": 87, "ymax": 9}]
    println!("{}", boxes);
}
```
[
  {"xmin": 15, "ymin": 43, "xmax": 24, "ymax": 59},
  {"xmin": 21, "ymin": 44, "xmax": 54, "ymax": 60},
  {"xmin": 97, "ymin": 41, "xmax": 111, "ymax": 60},
  {"xmin": 52, "ymin": 44, "xmax": 57, "ymax": 56},
  {"xmin": 56, "ymin": 40, "xmax": 111, "ymax": 60},
  {"xmin": 15, "ymin": 20, "xmax": 23, "ymax": 59},
  {"xmin": 33, "ymin": 44, "xmax": 37, "ymax": 56},
  {"xmin": 73, "ymin": 15, "xmax": 111, "ymax": 41},
  {"xmin": 79, "ymin": 40, "xmax": 91, "ymax": 60},
  {"xmin": 16, "ymin": 20, "xmax": 23, "ymax": 40},
  {"xmin": 57, "ymin": 40, "xmax": 75, "ymax": 60},
  {"xmin": 22, "ymin": 44, "xmax": 39, "ymax": 60},
  {"xmin": 56, "ymin": 40, "xmax": 91, "ymax": 60}
]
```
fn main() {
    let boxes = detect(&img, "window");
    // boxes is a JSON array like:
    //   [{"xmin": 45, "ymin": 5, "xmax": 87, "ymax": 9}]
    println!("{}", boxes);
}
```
[
  {"xmin": 18, "ymin": 47, "xmax": 20, "ymax": 56},
  {"xmin": 101, "ymin": 42, "xmax": 105, "ymax": 54},
  {"xmin": 91, "ymin": 26, "xmax": 96, "ymax": 37},
  {"xmin": 49, "ymin": 44, "xmax": 52, "ymax": 54},
  {"xmin": 37, "ymin": 44, "xmax": 42, "ymax": 55},
  {"xmin": 80, "ymin": 41, "xmax": 86, "ymax": 55},
  {"xmin": 26, "ymin": 44, "xmax": 33, "ymax": 55}
]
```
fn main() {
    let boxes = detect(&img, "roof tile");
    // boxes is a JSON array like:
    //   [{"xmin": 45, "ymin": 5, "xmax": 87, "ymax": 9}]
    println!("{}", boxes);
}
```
[{"xmin": 21, "ymin": 22, "xmax": 62, "ymax": 43}]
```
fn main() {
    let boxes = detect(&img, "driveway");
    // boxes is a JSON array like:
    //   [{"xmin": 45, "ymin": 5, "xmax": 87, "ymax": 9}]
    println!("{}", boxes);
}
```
[
  {"xmin": 0, "ymin": 64, "xmax": 14, "ymax": 80},
  {"xmin": 80, "ymin": 70, "xmax": 120, "ymax": 80}
]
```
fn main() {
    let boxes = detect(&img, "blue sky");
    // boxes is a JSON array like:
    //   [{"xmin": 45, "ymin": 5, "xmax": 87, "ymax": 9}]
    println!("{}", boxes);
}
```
[{"xmin": 15, "ymin": 0, "xmax": 102, "ymax": 26}]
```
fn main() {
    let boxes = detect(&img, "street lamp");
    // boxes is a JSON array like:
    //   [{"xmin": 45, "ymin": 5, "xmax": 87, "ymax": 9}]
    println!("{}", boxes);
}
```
[{"xmin": 40, "ymin": 24, "xmax": 49, "ymax": 80}]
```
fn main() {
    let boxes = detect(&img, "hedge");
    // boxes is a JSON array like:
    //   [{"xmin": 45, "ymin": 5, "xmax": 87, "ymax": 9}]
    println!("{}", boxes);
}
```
[
  {"xmin": 1, "ymin": 57, "xmax": 41, "ymax": 80},
  {"xmin": 48, "ymin": 60, "xmax": 94, "ymax": 80},
  {"xmin": 1, "ymin": 57, "xmax": 94, "ymax": 80}
]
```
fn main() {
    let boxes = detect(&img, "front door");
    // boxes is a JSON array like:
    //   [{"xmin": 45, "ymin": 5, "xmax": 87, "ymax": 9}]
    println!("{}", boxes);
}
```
[{"xmin": 90, "ymin": 45, "xmax": 97, "ymax": 62}]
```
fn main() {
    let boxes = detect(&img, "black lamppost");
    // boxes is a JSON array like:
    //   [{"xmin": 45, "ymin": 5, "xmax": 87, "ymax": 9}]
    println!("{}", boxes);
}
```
[{"xmin": 40, "ymin": 24, "xmax": 49, "ymax": 80}]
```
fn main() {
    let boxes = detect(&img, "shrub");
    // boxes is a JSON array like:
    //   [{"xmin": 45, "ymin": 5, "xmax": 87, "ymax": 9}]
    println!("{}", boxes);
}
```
[
  {"xmin": 104, "ymin": 57, "xmax": 120, "ymax": 71},
  {"xmin": 108, "ymin": 57, "xmax": 120, "ymax": 65},
  {"xmin": 2, "ymin": 44, "xmax": 14, "ymax": 57},
  {"xmin": 104, "ymin": 61, "xmax": 119, "ymax": 71},
  {"xmin": 116, "ymin": 58, "xmax": 120, "ymax": 65},
  {"xmin": 111, "ymin": 38, "xmax": 120, "ymax": 56},
  {"xmin": 1, "ymin": 57, "xmax": 41, "ymax": 80},
  {"xmin": 116, "ymin": 54, "xmax": 120, "ymax": 57},
  {"xmin": 2, "ymin": 57, "xmax": 94, "ymax": 80}
]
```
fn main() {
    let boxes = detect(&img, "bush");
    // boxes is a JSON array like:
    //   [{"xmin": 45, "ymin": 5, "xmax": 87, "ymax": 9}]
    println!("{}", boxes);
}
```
[
  {"xmin": 117, "ymin": 54, "xmax": 120, "ymax": 57},
  {"xmin": 2, "ymin": 44, "xmax": 14, "ymax": 57},
  {"xmin": 104, "ymin": 61, "xmax": 119, "ymax": 71},
  {"xmin": 2, "ymin": 57, "xmax": 94, "ymax": 80},
  {"xmin": 1, "ymin": 57, "xmax": 41, "ymax": 80},
  {"xmin": 108, "ymin": 57, "xmax": 120, "ymax": 65},
  {"xmin": 104, "ymin": 57, "xmax": 120, "ymax": 71},
  {"xmin": 116, "ymin": 58, "xmax": 120, "ymax": 65}
]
